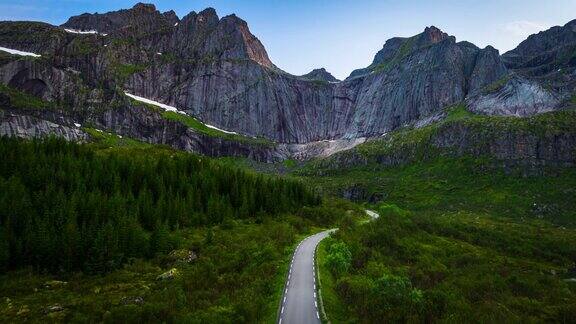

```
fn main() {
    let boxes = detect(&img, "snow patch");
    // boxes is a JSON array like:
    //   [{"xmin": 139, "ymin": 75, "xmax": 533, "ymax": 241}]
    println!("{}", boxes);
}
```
[
  {"xmin": 124, "ymin": 92, "xmax": 238, "ymax": 134},
  {"xmin": 64, "ymin": 28, "xmax": 108, "ymax": 36},
  {"xmin": 74, "ymin": 123, "xmax": 81, "ymax": 127},
  {"xmin": 124, "ymin": 92, "xmax": 179, "ymax": 112},
  {"xmin": 0, "ymin": 46, "xmax": 41, "ymax": 57},
  {"xmin": 64, "ymin": 28, "xmax": 98, "ymax": 34},
  {"xmin": 204, "ymin": 124, "xmax": 237, "ymax": 135}
]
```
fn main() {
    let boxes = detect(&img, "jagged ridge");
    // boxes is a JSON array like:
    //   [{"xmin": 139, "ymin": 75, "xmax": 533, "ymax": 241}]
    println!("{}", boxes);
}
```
[{"xmin": 0, "ymin": 4, "xmax": 574, "ymax": 159}]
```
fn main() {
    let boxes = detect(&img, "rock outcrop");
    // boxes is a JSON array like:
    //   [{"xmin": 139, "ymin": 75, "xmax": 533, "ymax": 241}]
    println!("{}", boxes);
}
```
[
  {"xmin": 0, "ymin": 110, "xmax": 88, "ymax": 141},
  {"xmin": 467, "ymin": 75, "xmax": 560, "ymax": 116},
  {"xmin": 310, "ymin": 113, "xmax": 576, "ymax": 175}
]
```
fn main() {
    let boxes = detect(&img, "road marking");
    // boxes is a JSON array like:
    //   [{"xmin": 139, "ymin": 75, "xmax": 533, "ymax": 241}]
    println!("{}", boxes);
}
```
[
  {"xmin": 279, "ymin": 318, "xmax": 282, "ymax": 324},
  {"xmin": 315, "ymin": 301, "xmax": 317, "ymax": 308},
  {"xmin": 285, "ymin": 288, "xmax": 288, "ymax": 294},
  {"xmin": 288, "ymin": 274, "xmax": 291, "ymax": 280},
  {"xmin": 316, "ymin": 311, "xmax": 320, "ymax": 319},
  {"xmin": 284, "ymin": 296, "xmax": 286, "ymax": 303},
  {"xmin": 314, "ymin": 291, "xmax": 316, "ymax": 298},
  {"xmin": 281, "ymin": 306, "xmax": 284, "ymax": 314}
]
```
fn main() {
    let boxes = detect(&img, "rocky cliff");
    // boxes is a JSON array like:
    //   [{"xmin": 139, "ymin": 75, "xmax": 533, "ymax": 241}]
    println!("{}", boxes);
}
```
[
  {"xmin": 306, "ymin": 110, "xmax": 576, "ymax": 176},
  {"xmin": 0, "ymin": 3, "xmax": 574, "ymax": 161}
]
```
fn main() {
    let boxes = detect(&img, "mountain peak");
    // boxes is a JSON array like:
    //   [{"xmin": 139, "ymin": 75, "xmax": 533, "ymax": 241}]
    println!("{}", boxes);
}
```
[
  {"xmin": 346, "ymin": 26, "xmax": 454, "ymax": 79},
  {"xmin": 175, "ymin": 8, "xmax": 274, "ymax": 68},
  {"xmin": 61, "ymin": 2, "xmax": 170, "ymax": 34},
  {"xmin": 132, "ymin": 3, "xmax": 156, "ymax": 12},
  {"xmin": 420, "ymin": 26, "xmax": 451, "ymax": 45},
  {"xmin": 198, "ymin": 7, "xmax": 218, "ymax": 19},
  {"xmin": 300, "ymin": 68, "xmax": 340, "ymax": 82},
  {"xmin": 162, "ymin": 10, "xmax": 179, "ymax": 25}
]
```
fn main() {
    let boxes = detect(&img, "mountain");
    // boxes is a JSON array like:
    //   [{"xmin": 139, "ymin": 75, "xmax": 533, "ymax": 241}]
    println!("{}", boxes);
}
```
[
  {"xmin": 347, "ymin": 26, "xmax": 453, "ymax": 79},
  {"xmin": 300, "ymin": 68, "xmax": 339, "ymax": 82},
  {"xmin": 61, "ymin": 3, "xmax": 176, "ymax": 35},
  {"xmin": 0, "ymin": 3, "xmax": 574, "ymax": 160},
  {"xmin": 502, "ymin": 19, "xmax": 576, "ymax": 92}
]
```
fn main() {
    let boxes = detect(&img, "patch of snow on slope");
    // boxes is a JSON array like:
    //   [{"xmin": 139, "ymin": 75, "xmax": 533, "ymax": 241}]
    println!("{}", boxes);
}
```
[
  {"xmin": 204, "ymin": 124, "xmax": 237, "ymax": 135},
  {"xmin": 64, "ymin": 29, "xmax": 100, "ymax": 35},
  {"xmin": 124, "ymin": 92, "xmax": 179, "ymax": 112},
  {"xmin": 0, "ymin": 46, "xmax": 41, "ymax": 57},
  {"xmin": 124, "ymin": 92, "xmax": 237, "ymax": 134}
]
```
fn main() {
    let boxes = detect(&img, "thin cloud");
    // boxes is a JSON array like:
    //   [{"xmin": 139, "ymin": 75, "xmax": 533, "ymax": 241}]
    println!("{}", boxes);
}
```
[
  {"xmin": 502, "ymin": 20, "xmax": 550, "ymax": 37},
  {"xmin": 493, "ymin": 20, "xmax": 552, "ymax": 52}
]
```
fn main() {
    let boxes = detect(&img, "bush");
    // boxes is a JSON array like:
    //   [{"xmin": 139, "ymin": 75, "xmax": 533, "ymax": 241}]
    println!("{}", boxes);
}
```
[{"xmin": 325, "ymin": 241, "xmax": 352, "ymax": 277}]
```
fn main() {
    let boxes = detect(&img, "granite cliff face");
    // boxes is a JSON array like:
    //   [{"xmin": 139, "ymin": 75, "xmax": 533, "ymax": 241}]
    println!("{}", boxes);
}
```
[{"xmin": 0, "ymin": 3, "xmax": 574, "ymax": 161}]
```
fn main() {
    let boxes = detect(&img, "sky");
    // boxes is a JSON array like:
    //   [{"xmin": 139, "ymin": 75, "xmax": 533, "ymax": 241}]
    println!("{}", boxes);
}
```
[{"xmin": 1, "ymin": 0, "xmax": 575, "ymax": 79}]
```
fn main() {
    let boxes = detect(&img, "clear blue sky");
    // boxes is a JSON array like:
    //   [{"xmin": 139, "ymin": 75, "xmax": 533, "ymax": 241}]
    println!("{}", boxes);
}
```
[{"xmin": 1, "ymin": 0, "xmax": 575, "ymax": 79}]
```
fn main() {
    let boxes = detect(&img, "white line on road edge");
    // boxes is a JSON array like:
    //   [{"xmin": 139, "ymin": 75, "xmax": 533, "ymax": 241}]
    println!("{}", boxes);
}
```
[{"xmin": 278, "ymin": 232, "xmax": 336, "ymax": 324}]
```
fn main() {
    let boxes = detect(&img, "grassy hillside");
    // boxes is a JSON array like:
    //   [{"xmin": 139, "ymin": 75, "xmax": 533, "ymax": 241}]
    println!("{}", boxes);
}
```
[
  {"xmin": 310, "ymin": 156, "xmax": 576, "ymax": 322},
  {"xmin": 301, "ymin": 106, "xmax": 576, "ymax": 174},
  {"xmin": 298, "ymin": 107, "xmax": 576, "ymax": 227},
  {"xmin": 318, "ymin": 202, "xmax": 576, "ymax": 323}
]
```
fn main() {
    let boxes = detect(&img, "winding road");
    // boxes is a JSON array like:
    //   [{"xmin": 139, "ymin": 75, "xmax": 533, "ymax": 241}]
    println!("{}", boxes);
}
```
[{"xmin": 278, "ymin": 210, "xmax": 379, "ymax": 324}]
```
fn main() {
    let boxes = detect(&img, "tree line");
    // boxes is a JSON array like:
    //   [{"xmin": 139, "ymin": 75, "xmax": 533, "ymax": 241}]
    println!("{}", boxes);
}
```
[{"xmin": 0, "ymin": 137, "xmax": 320, "ymax": 273}]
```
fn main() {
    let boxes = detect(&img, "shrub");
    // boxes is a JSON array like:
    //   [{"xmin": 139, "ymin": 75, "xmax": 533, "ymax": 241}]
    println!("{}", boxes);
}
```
[{"xmin": 325, "ymin": 241, "xmax": 352, "ymax": 277}]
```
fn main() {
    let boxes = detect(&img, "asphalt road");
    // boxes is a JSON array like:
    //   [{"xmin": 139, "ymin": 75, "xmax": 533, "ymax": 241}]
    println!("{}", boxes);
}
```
[
  {"xmin": 278, "ymin": 210, "xmax": 379, "ymax": 324},
  {"xmin": 278, "ymin": 230, "xmax": 334, "ymax": 324}
]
